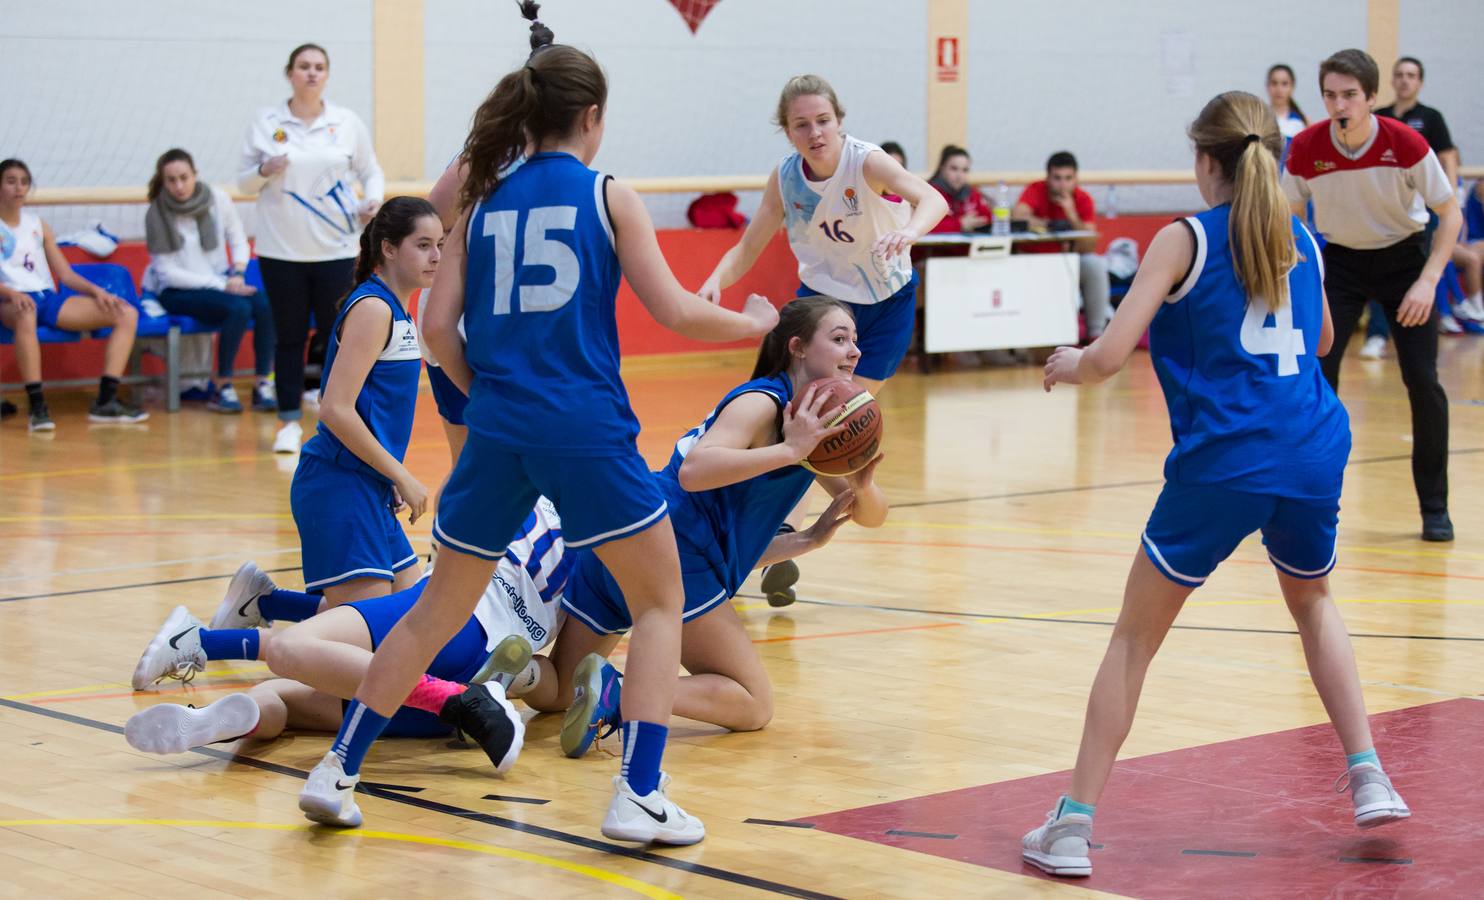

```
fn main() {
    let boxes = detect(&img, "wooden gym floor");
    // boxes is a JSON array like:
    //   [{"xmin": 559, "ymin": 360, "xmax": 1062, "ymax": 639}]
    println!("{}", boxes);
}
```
[{"xmin": 2, "ymin": 340, "xmax": 1482, "ymax": 898}]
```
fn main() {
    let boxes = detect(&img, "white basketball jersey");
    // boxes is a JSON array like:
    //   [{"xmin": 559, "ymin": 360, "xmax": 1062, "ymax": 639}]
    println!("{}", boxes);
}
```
[
  {"xmin": 470, "ymin": 497, "xmax": 566, "ymax": 652},
  {"xmin": 0, "ymin": 210, "xmax": 55, "ymax": 293},
  {"xmin": 778, "ymin": 136, "xmax": 912, "ymax": 304}
]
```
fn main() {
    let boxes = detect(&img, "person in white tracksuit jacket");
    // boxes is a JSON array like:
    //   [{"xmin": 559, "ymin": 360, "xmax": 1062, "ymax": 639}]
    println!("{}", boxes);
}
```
[{"xmin": 238, "ymin": 42, "xmax": 384, "ymax": 453}]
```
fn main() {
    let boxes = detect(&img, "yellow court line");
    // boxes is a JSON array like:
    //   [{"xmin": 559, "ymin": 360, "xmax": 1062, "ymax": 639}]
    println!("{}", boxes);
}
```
[
  {"xmin": 4, "ymin": 665, "xmax": 271, "ymax": 701},
  {"xmin": 0, "ymin": 819, "xmax": 682, "ymax": 899},
  {"xmin": 0, "ymin": 512, "xmax": 293, "ymax": 523}
]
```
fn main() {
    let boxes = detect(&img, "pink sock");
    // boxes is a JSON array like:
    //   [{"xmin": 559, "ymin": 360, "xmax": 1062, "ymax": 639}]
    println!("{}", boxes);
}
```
[{"xmin": 404, "ymin": 675, "xmax": 466, "ymax": 714}]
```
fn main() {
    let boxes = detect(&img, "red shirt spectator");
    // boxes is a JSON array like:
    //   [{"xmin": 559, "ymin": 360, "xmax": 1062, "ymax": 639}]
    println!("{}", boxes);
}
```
[{"xmin": 1015, "ymin": 180, "xmax": 1096, "ymax": 254}]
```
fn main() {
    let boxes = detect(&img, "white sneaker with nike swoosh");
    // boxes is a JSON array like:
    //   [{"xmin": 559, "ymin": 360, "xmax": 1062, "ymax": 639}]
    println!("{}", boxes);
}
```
[
  {"xmin": 600, "ymin": 772, "xmax": 704, "ymax": 845},
  {"xmin": 210, "ymin": 560, "xmax": 277, "ymax": 629},
  {"xmin": 131, "ymin": 605, "xmax": 208, "ymax": 690},
  {"xmin": 299, "ymin": 751, "xmax": 363, "ymax": 828}
]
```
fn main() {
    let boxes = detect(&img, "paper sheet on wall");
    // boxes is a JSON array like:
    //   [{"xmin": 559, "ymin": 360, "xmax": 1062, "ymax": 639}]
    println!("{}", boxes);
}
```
[{"xmin": 1161, "ymin": 30, "xmax": 1194, "ymax": 98}]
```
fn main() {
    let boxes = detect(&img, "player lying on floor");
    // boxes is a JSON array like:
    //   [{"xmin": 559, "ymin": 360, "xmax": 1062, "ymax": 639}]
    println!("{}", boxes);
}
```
[{"xmin": 126, "ymin": 499, "xmax": 568, "ymax": 773}]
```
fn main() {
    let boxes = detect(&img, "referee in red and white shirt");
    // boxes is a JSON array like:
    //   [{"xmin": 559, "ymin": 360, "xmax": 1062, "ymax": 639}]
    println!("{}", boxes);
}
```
[{"xmin": 1282, "ymin": 49, "xmax": 1462, "ymax": 542}]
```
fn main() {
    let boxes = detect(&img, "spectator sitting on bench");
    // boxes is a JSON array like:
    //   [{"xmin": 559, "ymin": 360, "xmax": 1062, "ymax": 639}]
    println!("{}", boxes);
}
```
[
  {"xmin": 928, "ymin": 145, "xmax": 991, "ymax": 233},
  {"xmin": 143, "ymin": 148, "xmax": 276, "ymax": 414},
  {"xmin": 0, "ymin": 158, "xmax": 146, "ymax": 429},
  {"xmin": 1013, "ymin": 151, "xmax": 1113, "ymax": 340}
]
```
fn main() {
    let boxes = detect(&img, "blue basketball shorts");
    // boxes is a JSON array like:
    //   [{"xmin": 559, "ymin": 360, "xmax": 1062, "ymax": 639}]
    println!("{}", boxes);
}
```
[
  {"xmin": 560, "ymin": 545, "xmax": 730, "ymax": 635},
  {"xmin": 1140, "ymin": 482, "xmax": 1340, "ymax": 588},
  {"xmin": 343, "ymin": 577, "xmax": 490, "ymax": 738},
  {"xmin": 30, "ymin": 290, "xmax": 67, "ymax": 329},
  {"xmin": 433, "ymin": 431, "xmax": 668, "ymax": 560},
  {"xmin": 797, "ymin": 272, "xmax": 918, "ymax": 381},
  {"xmin": 426, "ymin": 363, "xmax": 468, "ymax": 426},
  {"xmin": 290, "ymin": 454, "xmax": 418, "ymax": 592}
]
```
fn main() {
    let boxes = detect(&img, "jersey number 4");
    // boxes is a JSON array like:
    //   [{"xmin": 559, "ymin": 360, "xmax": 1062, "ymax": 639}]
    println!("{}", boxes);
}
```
[
  {"xmin": 1239, "ymin": 301, "xmax": 1305, "ymax": 376},
  {"xmin": 482, "ymin": 206, "xmax": 580, "ymax": 314}
]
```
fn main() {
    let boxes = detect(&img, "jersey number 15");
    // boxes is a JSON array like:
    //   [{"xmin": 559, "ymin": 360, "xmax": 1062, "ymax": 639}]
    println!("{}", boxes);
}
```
[{"xmin": 482, "ymin": 206, "xmax": 580, "ymax": 314}]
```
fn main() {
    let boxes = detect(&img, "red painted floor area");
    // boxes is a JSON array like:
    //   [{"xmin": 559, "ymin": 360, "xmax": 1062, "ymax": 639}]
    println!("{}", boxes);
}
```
[{"xmin": 801, "ymin": 699, "xmax": 1484, "ymax": 897}]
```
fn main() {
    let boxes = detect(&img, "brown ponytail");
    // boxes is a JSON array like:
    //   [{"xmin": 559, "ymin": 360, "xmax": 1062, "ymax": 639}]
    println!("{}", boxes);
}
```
[
  {"xmin": 1188, "ymin": 91, "xmax": 1296, "ymax": 312},
  {"xmin": 458, "ymin": 1, "xmax": 607, "ymax": 212}
]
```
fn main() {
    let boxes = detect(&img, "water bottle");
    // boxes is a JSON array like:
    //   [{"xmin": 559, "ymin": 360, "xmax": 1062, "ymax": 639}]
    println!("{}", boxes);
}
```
[
  {"xmin": 992, "ymin": 180, "xmax": 1011, "ymax": 236},
  {"xmin": 1106, "ymin": 184, "xmax": 1119, "ymax": 220}
]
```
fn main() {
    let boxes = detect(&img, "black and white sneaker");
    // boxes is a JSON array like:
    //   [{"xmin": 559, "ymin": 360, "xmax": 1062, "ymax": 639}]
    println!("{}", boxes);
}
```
[
  {"xmin": 210, "ymin": 561, "xmax": 277, "ymax": 629},
  {"xmin": 89, "ymin": 397, "xmax": 149, "ymax": 424},
  {"xmin": 601, "ymin": 773, "xmax": 705, "ymax": 845},
  {"xmin": 438, "ymin": 682, "xmax": 525, "ymax": 773},
  {"xmin": 28, "ymin": 399, "xmax": 55, "ymax": 432}
]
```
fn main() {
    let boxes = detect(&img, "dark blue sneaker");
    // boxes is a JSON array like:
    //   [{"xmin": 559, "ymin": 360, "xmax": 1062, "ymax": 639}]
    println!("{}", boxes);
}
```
[
  {"xmin": 562, "ymin": 653, "xmax": 622, "ymax": 758},
  {"xmin": 179, "ymin": 381, "xmax": 214, "ymax": 404},
  {"xmin": 252, "ymin": 381, "xmax": 278, "ymax": 412}
]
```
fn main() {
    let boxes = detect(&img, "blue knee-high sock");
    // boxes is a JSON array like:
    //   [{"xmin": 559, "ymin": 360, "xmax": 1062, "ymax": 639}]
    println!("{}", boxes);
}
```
[
  {"xmin": 258, "ymin": 588, "xmax": 321, "ymax": 623},
  {"xmin": 199, "ymin": 628, "xmax": 261, "ymax": 661},
  {"xmin": 1347, "ymin": 748, "xmax": 1382, "ymax": 770},
  {"xmin": 331, "ymin": 698, "xmax": 391, "ymax": 776},
  {"xmin": 620, "ymin": 720, "xmax": 667, "ymax": 796}
]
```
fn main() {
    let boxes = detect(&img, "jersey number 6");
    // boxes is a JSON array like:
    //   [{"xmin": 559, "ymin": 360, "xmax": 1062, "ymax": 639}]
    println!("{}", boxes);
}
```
[{"xmin": 482, "ymin": 206, "xmax": 580, "ymax": 314}]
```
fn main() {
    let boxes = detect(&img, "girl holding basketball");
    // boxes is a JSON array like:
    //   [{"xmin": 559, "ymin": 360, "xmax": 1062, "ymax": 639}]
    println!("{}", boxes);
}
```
[
  {"xmin": 700, "ymin": 76, "xmax": 941, "ymax": 604},
  {"xmin": 519, "ymin": 297, "xmax": 887, "ymax": 754},
  {"xmin": 1024, "ymin": 91, "xmax": 1408, "ymax": 878},
  {"xmin": 298, "ymin": 2, "xmax": 777, "ymax": 844}
]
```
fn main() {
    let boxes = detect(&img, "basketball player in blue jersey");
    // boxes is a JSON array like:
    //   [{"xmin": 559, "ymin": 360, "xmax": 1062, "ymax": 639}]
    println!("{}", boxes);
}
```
[
  {"xmin": 1022, "ymin": 92, "xmax": 1409, "ymax": 878},
  {"xmin": 300, "ymin": 3, "xmax": 778, "ymax": 844},
  {"xmin": 700, "ymin": 75, "xmax": 945, "ymax": 606},
  {"xmin": 125, "ymin": 500, "xmax": 567, "ymax": 776},
  {"xmin": 505, "ymin": 298, "xmax": 887, "ymax": 750}
]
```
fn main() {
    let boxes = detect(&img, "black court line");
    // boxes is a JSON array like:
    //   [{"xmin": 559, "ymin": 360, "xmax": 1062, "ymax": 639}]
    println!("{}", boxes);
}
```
[
  {"xmin": 1181, "ymin": 849, "xmax": 1257, "ymax": 858},
  {"xmin": 1339, "ymin": 856, "xmax": 1412, "ymax": 865},
  {"xmin": 0, "ymin": 566, "xmax": 301, "ymax": 604},
  {"xmin": 782, "ymin": 597, "xmax": 1484, "ymax": 643},
  {"xmin": 359, "ymin": 781, "xmax": 423, "ymax": 793},
  {"xmin": 0, "ymin": 696, "xmax": 841, "ymax": 900},
  {"xmin": 885, "ymin": 830, "xmax": 956, "ymax": 840},
  {"xmin": 886, "ymin": 447, "xmax": 1484, "ymax": 512},
  {"xmin": 483, "ymin": 794, "xmax": 549, "ymax": 805},
  {"xmin": 745, "ymin": 818, "xmax": 816, "ymax": 829}
]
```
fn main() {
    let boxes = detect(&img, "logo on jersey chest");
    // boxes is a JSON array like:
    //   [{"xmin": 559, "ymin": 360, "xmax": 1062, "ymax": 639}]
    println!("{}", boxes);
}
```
[
  {"xmin": 1313, "ymin": 160, "xmax": 1337, "ymax": 173},
  {"xmin": 1380, "ymin": 148, "xmax": 1397, "ymax": 164},
  {"xmin": 842, "ymin": 187, "xmax": 861, "ymax": 216},
  {"xmin": 272, "ymin": 128, "xmax": 288, "ymax": 143}
]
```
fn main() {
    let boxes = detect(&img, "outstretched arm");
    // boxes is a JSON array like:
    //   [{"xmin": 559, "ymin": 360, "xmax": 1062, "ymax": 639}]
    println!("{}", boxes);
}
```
[{"xmin": 698, "ymin": 169, "xmax": 788, "ymax": 303}]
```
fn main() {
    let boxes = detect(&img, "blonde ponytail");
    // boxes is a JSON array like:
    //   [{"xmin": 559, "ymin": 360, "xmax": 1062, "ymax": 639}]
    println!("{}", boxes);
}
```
[{"xmin": 1188, "ymin": 91, "xmax": 1297, "ymax": 313}]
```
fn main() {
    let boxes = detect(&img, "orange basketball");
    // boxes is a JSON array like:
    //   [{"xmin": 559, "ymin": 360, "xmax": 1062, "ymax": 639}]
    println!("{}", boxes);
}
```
[{"xmin": 787, "ymin": 377, "xmax": 883, "ymax": 476}]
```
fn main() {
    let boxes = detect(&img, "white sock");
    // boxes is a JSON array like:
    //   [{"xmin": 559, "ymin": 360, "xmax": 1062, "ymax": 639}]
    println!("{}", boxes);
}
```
[{"xmin": 505, "ymin": 659, "xmax": 542, "ymax": 698}]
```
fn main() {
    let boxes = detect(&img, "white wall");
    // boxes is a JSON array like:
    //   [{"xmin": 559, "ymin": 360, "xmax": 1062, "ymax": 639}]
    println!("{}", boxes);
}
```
[
  {"xmin": 965, "ymin": 0, "xmax": 1368, "ymax": 214},
  {"xmin": 5, "ymin": 0, "xmax": 1478, "ymax": 239}
]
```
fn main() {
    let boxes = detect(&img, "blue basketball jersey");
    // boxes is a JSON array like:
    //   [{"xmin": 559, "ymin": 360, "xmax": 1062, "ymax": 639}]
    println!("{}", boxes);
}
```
[
  {"xmin": 302, "ymin": 275, "xmax": 422, "ymax": 482},
  {"xmin": 461, "ymin": 152, "xmax": 632, "ymax": 453},
  {"xmin": 659, "ymin": 373, "xmax": 816, "ymax": 594},
  {"xmin": 1150, "ymin": 204, "xmax": 1350, "ymax": 499}
]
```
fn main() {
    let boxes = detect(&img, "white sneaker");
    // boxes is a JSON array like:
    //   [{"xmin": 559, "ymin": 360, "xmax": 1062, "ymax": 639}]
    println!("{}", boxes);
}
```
[
  {"xmin": 124, "ymin": 693, "xmax": 261, "ymax": 754},
  {"xmin": 301, "ymin": 389, "xmax": 320, "ymax": 410},
  {"xmin": 1022, "ymin": 809, "xmax": 1093, "ymax": 877},
  {"xmin": 1440, "ymin": 314, "xmax": 1464, "ymax": 334},
  {"xmin": 300, "ymin": 751, "xmax": 363, "ymax": 827},
  {"xmin": 210, "ymin": 561, "xmax": 277, "ymax": 629},
  {"xmin": 601, "ymin": 773, "xmax": 705, "ymax": 845},
  {"xmin": 273, "ymin": 420, "xmax": 302, "ymax": 454},
  {"xmin": 1338, "ymin": 764, "xmax": 1411, "ymax": 829},
  {"xmin": 132, "ymin": 605, "xmax": 207, "ymax": 691},
  {"xmin": 1359, "ymin": 335, "xmax": 1387, "ymax": 359},
  {"xmin": 1455, "ymin": 296, "xmax": 1484, "ymax": 321}
]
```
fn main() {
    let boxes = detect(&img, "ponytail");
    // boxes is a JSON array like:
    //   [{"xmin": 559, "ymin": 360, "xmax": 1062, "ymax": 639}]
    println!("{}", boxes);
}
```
[
  {"xmin": 751, "ymin": 296, "xmax": 853, "ymax": 380},
  {"xmin": 1188, "ymin": 91, "xmax": 1296, "ymax": 313},
  {"xmin": 458, "ymin": 1, "xmax": 607, "ymax": 211},
  {"xmin": 339, "ymin": 196, "xmax": 439, "ymax": 310}
]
